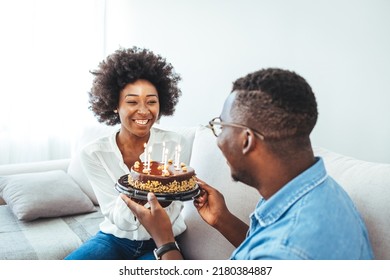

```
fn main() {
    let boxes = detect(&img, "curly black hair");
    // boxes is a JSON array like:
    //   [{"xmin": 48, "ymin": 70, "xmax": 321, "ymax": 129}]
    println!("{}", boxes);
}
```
[
  {"xmin": 231, "ymin": 68, "xmax": 318, "ymax": 141},
  {"xmin": 88, "ymin": 47, "xmax": 182, "ymax": 125}
]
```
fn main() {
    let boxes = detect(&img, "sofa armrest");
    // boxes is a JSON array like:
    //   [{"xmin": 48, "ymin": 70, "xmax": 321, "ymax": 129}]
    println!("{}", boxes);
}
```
[
  {"xmin": 314, "ymin": 146, "xmax": 390, "ymax": 260},
  {"xmin": 0, "ymin": 159, "xmax": 71, "ymax": 206},
  {"xmin": 0, "ymin": 159, "xmax": 70, "ymax": 176}
]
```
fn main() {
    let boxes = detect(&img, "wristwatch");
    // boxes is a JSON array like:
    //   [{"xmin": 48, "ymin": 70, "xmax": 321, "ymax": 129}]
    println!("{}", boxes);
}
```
[{"xmin": 153, "ymin": 241, "xmax": 180, "ymax": 260}]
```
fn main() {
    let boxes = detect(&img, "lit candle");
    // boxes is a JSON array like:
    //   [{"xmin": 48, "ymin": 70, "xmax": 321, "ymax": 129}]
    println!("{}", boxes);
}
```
[
  {"xmin": 148, "ymin": 146, "xmax": 152, "ymax": 170},
  {"xmin": 162, "ymin": 149, "xmax": 169, "ymax": 176},
  {"xmin": 175, "ymin": 144, "xmax": 181, "ymax": 170},
  {"xmin": 164, "ymin": 149, "xmax": 169, "ymax": 170},
  {"xmin": 174, "ymin": 146, "xmax": 178, "ymax": 168},
  {"xmin": 143, "ymin": 143, "xmax": 147, "ymax": 165},
  {"xmin": 161, "ymin": 142, "xmax": 165, "ymax": 163},
  {"xmin": 177, "ymin": 145, "xmax": 181, "ymax": 166}
]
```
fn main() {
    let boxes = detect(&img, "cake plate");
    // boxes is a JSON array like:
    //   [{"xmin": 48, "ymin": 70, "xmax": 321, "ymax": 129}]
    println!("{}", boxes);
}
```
[{"xmin": 115, "ymin": 174, "xmax": 200, "ymax": 201}]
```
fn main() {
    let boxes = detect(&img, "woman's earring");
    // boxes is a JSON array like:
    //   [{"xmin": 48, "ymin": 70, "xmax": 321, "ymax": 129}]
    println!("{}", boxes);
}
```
[{"xmin": 114, "ymin": 109, "xmax": 118, "ymax": 113}]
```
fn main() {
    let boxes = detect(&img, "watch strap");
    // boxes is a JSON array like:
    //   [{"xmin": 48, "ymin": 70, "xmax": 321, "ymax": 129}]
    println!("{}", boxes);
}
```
[{"xmin": 153, "ymin": 241, "xmax": 180, "ymax": 260}]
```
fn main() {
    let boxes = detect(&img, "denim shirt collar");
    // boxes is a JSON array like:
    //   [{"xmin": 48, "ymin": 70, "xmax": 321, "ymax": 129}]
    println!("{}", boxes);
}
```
[{"xmin": 253, "ymin": 157, "xmax": 328, "ymax": 227}]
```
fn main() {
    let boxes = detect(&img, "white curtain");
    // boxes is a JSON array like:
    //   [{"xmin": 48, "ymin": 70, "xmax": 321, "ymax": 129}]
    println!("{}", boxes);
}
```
[{"xmin": 0, "ymin": 0, "xmax": 106, "ymax": 165}]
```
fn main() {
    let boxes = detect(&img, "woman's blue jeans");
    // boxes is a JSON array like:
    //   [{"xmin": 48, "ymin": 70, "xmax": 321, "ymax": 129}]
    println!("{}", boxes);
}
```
[{"xmin": 64, "ymin": 231, "xmax": 156, "ymax": 260}]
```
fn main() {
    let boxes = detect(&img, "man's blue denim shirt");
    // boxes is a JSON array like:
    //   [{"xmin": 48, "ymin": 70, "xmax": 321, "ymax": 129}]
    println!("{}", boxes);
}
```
[{"xmin": 231, "ymin": 157, "xmax": 374, "ymax": 260}]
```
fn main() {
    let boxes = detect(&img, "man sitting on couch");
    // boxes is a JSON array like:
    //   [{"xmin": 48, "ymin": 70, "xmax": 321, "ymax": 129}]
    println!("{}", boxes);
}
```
[{"xmin": 121, "ymin": 68, "xmax": 374, "ymax": 260}]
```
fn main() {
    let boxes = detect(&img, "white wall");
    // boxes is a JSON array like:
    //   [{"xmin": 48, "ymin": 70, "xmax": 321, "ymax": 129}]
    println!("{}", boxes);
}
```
[{"xmin": 105, "ymin": 0, "xmax": 390, "ymax": 163}]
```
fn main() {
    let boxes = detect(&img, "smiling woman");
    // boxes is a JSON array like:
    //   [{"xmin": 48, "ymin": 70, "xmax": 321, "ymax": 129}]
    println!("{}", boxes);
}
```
[
  {"xmin": 0, "ymin": 0, "xmax": 105, "ymax": 164},
  {"xmin": 63, "ymin": 46, "xmax": 188, "ymax": 260}
]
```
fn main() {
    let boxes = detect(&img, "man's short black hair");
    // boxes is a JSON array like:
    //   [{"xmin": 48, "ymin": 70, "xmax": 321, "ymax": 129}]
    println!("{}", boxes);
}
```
[{"xmin": 232, "ymin": 68, "xmax": 318, "ymax": 140}]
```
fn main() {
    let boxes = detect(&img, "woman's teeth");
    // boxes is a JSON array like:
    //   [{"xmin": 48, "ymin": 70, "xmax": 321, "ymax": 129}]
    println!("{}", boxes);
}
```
[{"xmin": 135, "ymin": 119, "xmax": 148, "ymax": 125}]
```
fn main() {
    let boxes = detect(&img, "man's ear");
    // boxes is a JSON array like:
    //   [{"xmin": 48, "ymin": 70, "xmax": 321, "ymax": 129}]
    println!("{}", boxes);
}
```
[{"xmin": 242, "ymin": 129, "xmax": 256, "ymax": 154}]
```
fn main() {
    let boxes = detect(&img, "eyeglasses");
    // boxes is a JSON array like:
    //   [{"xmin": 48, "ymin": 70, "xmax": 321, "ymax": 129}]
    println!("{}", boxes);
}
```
[{"xmin": 207, "ymin": 117, "xmax": 265, "ymax": 140}]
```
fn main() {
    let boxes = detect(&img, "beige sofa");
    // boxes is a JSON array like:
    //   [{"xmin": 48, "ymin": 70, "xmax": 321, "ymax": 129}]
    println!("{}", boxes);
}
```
[{"xmin": 1, "ymin": 124, "xmax": 389, "ymax": 260}]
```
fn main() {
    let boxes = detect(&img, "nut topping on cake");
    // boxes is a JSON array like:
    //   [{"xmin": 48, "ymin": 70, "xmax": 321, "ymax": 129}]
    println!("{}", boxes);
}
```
[{"xmin": 128, "ymin": 160, "xmax": 196, "ymax": 193}]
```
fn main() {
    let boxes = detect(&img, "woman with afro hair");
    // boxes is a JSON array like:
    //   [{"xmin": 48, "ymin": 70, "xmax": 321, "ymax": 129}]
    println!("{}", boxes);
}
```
[{"xmin": 65, "ymin": 47, "xmax": 191, "ymax": 260}]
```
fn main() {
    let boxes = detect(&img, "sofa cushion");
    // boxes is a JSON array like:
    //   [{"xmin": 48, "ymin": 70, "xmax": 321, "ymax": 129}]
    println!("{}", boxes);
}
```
[
  {"xmin": 179, "ymin": 125, "xmax": 260, "ymax": 259},
  {"xmin": 67, "ymin": 124, "xmax": 118, "ymax": 205},
  {"xmin": 0, "ymin": 170, "xmax": 96, "ymax": 221},
  {"xmin": 314, "ymin": 146, "xmax": 390, "ymax": 260},
  {"xmin": 0, "ymin": 205, "xmax": 103, "ymax": 259}
]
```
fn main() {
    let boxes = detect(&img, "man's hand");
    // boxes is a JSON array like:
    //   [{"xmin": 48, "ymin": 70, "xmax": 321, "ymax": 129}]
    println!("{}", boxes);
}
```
[{"xmin": 194, "ymin": 178, "xmax": 229, "ymax": 228}]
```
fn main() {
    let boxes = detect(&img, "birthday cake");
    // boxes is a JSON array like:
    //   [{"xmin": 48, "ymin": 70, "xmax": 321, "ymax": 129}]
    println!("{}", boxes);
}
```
[
  {"xmin": 115, "ymin": 159, "xmax": 199, "ymax": 201},
  {"xmin": 128, "ymin": 160, "xmax": 197, "ymax": 193},
  {"xmin": 116, "ymin": 143, "xmax": 199, "ymax": 201}
]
